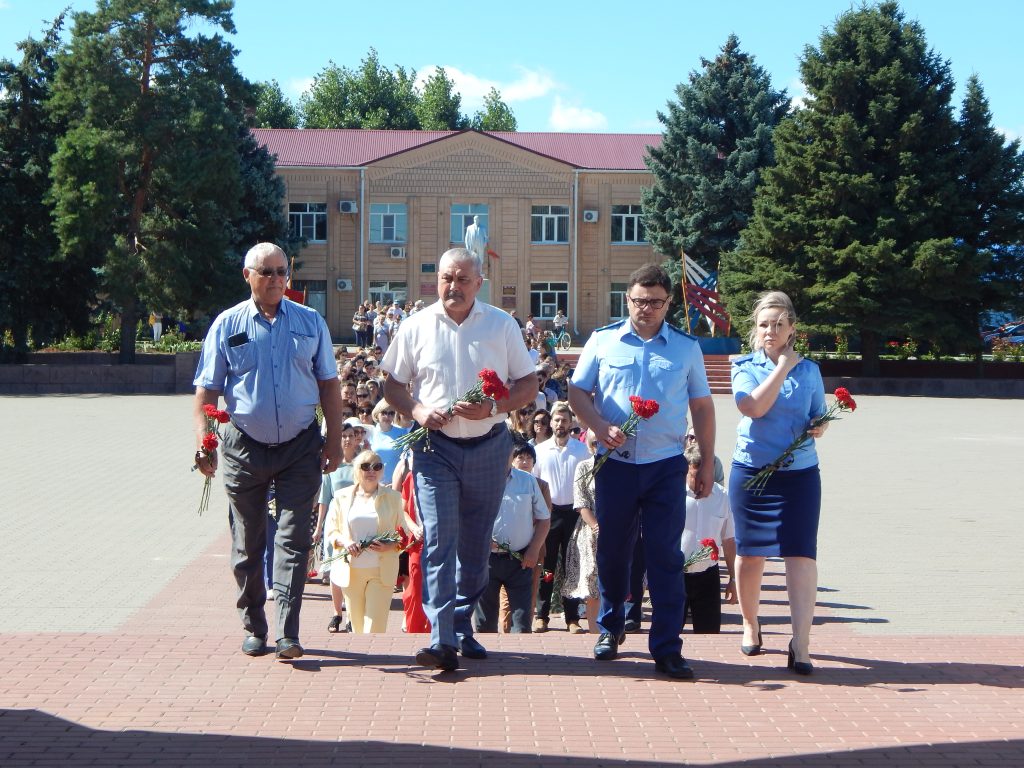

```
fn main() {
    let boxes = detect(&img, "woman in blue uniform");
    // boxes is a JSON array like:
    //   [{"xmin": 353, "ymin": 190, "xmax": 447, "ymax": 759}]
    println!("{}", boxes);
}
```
[{"xmin": 729, "ymin": 291, "xmax": 827, "ymax": 675}]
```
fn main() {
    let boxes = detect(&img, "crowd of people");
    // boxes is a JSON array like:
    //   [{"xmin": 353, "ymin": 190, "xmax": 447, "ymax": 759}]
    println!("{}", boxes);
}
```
[{"xmin": 193, "ymin": 241, "xmax": 830, "ymax": 680}]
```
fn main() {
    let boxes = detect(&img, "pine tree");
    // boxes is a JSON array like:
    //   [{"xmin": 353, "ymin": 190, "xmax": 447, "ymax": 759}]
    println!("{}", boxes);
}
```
[
  {"xmin": 956, "ymin": 76, "xmax": 1024, "ymax": 320},
  {"xmin": 640, "ymin": 35, "xmax": 788, "ymax": 326},
  {"xmin": 0, "ymin": 14, "xmax": 95, "ymax": 358},
  {"xmin": 48, "ymin": 0, "xmax": 250, "ymax": 362},
  {"xmin": 720, "ymin": 2, "xmax": 967, "ymax": 373}
]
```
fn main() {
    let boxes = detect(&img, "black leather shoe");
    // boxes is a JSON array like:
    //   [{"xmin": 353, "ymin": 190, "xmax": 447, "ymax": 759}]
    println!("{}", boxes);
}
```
[
  {"xmin": 654, "ymin": 654, "xmax": 695, "ymax": 680},
  {"xmin": 593, "ymin": 632, "xmax": 625, "ymax": 661},
  {"xmin": 458, "ymin": 636, "xmax": 488, "ymax": 659},
  {"xmin": 741, "ymin": 627, "xmax": 763, "ymax": 657},
  {"xmin": 787, "ymin": 640, "xmax": 813, "ymax": 676},
  {"xmin": 416, "ymin": 644, "xmax": 459, "ymax": 671},
  {"xmin": 241, "ymin": 635, "xmax": 267, "ymax": 657},
  {"xmin": 623, "ymin": 619, "xmax": 641, "ymax": 633},
  {"xmin": 275, "ymin": 638, "xmax": 304, "ymax": 660}
]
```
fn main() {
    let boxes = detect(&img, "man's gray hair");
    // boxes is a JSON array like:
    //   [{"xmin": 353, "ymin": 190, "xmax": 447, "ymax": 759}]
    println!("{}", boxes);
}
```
[
  {"xmin": 439, "ymin": 247, "xmax": 482, "ymax": 276},
  {"xmin": 683, "ymin": 440, "xmax": 702, "ymax": 466},
  {"xmin": 244, "ymin": 242, "xmax": 286, "ymax": 270}
]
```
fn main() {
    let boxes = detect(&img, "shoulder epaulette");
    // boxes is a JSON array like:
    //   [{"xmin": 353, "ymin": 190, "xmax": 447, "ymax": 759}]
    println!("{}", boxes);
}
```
[
  {"xmin": 593, "ymin": 319, "xmax": 626, "ymax": 333},
  {"xmin": 732, "ymin": 353, "xmax": 754, "ymax": 364},
  {"xmin": 664, "ymin": 322, "xmax": 697, "ymax": 340}
]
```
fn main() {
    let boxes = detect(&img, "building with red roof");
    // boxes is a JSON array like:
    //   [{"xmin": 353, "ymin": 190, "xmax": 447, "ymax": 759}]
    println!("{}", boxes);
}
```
[{"xmin": 251, "ymin": 128, "xmax": 665, "ymax": 339}]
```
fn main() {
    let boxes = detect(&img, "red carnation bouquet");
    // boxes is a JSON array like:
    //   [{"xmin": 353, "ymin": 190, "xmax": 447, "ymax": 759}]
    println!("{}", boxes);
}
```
[
  {"xmin": 743, "ymin": 386, "xmax": 858, "ymax": 495},
  {"xmin": 193, "ymin": 403, "xmax": 230, "ymax": 515},
  {"xmin": 684, "ymin": 538, "xmax": 720, "ymax": 573},
  {"xmin": 320, "ymin": 530, "xmax": 404, "ymax": 567},
  {"xmin": 588, "ymin": 395, "xmax": 660, "ymax": 479},
  {"xmin": 392, "ymin": 368, "xmax": 511, "ymax": 452}
]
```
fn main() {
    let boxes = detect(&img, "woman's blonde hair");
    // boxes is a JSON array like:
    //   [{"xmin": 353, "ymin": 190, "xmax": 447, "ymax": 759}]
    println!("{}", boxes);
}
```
[
  {"xmin": 748, "ymin": 290, "xmax": 798, "ymax": 351},
  {"xmin": 371, "ymin": 397, "xmax": 394, "ymax": 422},
  {"xmin": 352, "ymin": 449, "xmax": 384, "ymax": 486}
]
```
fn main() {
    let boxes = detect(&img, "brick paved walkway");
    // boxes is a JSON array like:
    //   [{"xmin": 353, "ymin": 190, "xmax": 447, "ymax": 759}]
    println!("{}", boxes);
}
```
[{"xmin": 2, "ymin": 394, "xmax": 1022, "ymax": 766}]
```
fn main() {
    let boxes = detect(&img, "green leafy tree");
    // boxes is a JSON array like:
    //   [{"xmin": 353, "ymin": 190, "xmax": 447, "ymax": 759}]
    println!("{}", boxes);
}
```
[
  {"xmin": 471, "ymin": 87, "xmax": 517, "ymax": 132},
  {"xmin": 720, "ymin": 1, "xmax": 969, "ymax": 373},
  {"xmin": 252, "ymin": 79, "xmax": 298, "ymax": 128},
  {"xmin": 48, "ymin": 0, "xmax": 250, "ymax": 362},
  {"xmin": 641, "ymin": 34, "xmax": 788, "ymax": 326},
  {"xmin": 0, "ymin": 14, "xmax": 97, "ymax": 359},
  {"xmin": 417, "ymin": 66, "xmax": 466, "ymax": 130},
  {"xmin": 300, "ymin": 48, "xmax": 420, "ymax": 129},
  {"xmin": 956, "ymin": 76, "xmax": 1024, "ymax": 320}
]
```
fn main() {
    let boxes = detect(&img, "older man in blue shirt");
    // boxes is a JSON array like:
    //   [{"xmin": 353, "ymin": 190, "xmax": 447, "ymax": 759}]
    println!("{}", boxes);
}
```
[
  {"xmin": 569, "ymin": 263, "xmax": 716, "ymax": 680},
  {"xmin": 193, "ymin": 242, "xmax": 343, "ymax": 661}
]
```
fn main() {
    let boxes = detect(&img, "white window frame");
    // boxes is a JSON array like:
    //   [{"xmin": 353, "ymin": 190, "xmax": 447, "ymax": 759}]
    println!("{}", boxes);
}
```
[
  {"xmin": 530, "ymin": 282, "xmax": 568, "ymax": 320},
  {"xmin": 609, "ymin": 282, "xmax": 628, "ymax": 320},
  {"xmin": 288, "ymin": 202, "xmax": 327, "ymax": 243},
  {"xmin": 369, "ymin": 203, "xmax": 407, "ymax": 243},
  {"xmin": 450, "ymin": 203, "xmax": 488, "ymax": 244},
  {"xmin": 531, "ymin": 205, "xmax": 569, "ymax": 243},
  {"xmin": 611, "ymin": 205, "xmax": 647, "ymax": 244},
  {"xmin": 369, "ymin": 281, "xmax": 408, "ymax": 308}
]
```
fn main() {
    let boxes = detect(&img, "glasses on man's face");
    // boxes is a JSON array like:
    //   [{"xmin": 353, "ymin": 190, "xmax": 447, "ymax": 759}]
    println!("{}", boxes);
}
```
[
  {"xmin": 627, "ymin": 296, "xmax": 668, "ymax": 310},
  {"xmin": 360, "ymin": 462, "xmax": 384, "ymax": 472},
  {"xmin": 255, "ymin": 267, "xmax": 288, "ymax": 278},
  {"xmin": 356, "ymin": 392, "xmax": 369, "ymax": 398}
]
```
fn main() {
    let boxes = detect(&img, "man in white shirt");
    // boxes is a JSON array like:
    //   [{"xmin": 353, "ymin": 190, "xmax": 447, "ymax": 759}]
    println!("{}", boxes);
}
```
[
  {"xmin": 474, "ymin": 443, "xmax": 551, "ymax": 634},
  {"xmin": 532, "ymin": 402, "xmax": 590, "ymax": 633},
  {"xmin": 382, "ymin": 247, "xmax": 537, "ymax": 672}
]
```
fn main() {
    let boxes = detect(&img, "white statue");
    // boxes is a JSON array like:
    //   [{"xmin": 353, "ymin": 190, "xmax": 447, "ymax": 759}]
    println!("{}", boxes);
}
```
[{"xmin": 463, "ymin": 215, "xmax": 489, "ymax": 278}]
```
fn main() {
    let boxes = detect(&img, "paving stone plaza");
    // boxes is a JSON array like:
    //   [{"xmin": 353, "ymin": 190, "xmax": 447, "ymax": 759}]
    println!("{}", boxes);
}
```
[{"xmin": 2, "ymin": 392, "xmax": 1022, "ymax": 765}]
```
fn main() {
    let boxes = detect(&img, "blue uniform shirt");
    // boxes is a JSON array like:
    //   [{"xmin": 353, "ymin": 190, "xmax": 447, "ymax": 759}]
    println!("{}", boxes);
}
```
[
  {"xmin": 571, "ymin": 319, "xmax": 711, "ymax": 465},
  {"xmin": 731, "ymin": 350, "xmax": 826, "ymax": 470},
  {"xmin": 193, "ymin": 298, "xmax": 336, "ymax": 445}
]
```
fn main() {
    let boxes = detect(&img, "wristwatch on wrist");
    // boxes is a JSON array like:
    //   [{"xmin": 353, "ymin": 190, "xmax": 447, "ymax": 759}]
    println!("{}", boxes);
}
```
[
  {"xmin": 489, "ymin": 398, "xmax": 499, "ymax": 417},
  {"xmin": 194, "ymin": 450, "xmax": 206, "ymax": 465}
]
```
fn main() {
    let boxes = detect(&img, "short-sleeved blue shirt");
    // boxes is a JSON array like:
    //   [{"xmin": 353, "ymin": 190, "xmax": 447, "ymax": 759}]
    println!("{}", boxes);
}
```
[
  {"xmin": 193, "ymin": 297, "xmax": 336, "ymax": 445},
  {"xmin": 570, "ymin": 320, "xmax": 712, "ymax": 465},
  {"xmin": 731, "ymin": 350, "xmax": 826, "ymax": 470}
]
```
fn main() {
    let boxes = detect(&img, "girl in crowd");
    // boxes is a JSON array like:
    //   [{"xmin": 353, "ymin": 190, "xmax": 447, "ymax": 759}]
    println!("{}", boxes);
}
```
[
  {"xmin": 324, "ymin": 450, "xmax": 419, "ymax": 633},
  {"xmin": 370, "ymin": 398, "xmax": 410, "ymax": 485},
  {"xmin": 529, "ymin": 410, "xmax": 553, "ymax": 446},
  {"xmin": 508, "ymin": 402, "xmax": 536, "ymax": 443},
  {"xmin": 729, "ymin": 290, "xmax": 828, "ymax": 675}
]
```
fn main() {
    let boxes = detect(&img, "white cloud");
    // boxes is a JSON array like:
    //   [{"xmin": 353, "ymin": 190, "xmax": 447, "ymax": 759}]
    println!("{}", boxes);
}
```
[
  {"xmin": 0, "ymin": 1, "xmax": 10, "ymax": 10},
  {"xmin": 787, "ymin": 77, "xmax": 810, "ymax": 111},
  {"xmin": 549, "ymin": 96, "xmax": 608, "ymax": 132},
  {"xmin": 415, "ymin": 64, "xmax": 557, "ymax": 111},
  {"xmin": 286, "ymin": 77, "xmax": 314, "ymax": 99},
  {"xmin": 997, "ymin": 125, "xmax": 1022, "ymax": 143}
]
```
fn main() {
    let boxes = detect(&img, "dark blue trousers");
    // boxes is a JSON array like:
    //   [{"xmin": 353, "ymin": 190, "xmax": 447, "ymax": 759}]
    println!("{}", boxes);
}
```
[{"xmin": 594, "ymin": 454, "xmax": 688, "ymax": 659}]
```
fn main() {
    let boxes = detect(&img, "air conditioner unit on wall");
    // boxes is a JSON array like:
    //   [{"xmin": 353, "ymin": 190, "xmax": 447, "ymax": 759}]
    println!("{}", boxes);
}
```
[
  {"xmin": 338, "ymin": 200, "xmax": 358, "ymax": 214},
  {"xmin": 389, "ymin": 246, "xmax": 407, "ymax": 259},
  {"xmin": 335, "ymin": 278, "xmax": 353, "ymax": 291},
  {"xmin": 582, "ymin": 210, "xmax": 599, "ymax": 223}
]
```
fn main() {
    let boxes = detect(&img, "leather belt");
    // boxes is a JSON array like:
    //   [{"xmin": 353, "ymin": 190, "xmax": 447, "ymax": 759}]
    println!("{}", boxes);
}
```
[
  {"xmin": 232, "ymin": 420, "xmax": 318, "ymax": 449},
  {"xmin": 434, "ymin": 422, "xmax": 507, "ymax": 447}
]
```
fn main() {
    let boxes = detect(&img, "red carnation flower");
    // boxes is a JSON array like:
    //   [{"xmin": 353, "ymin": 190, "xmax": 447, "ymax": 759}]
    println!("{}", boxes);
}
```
[
  {"xmin": 307, "ymin": 570, "xmax": 318, "ymax": 579},
  {"xmin": 215, "ymin": 410, "xmax": 230, "ymax": 424},
  {"xmin": 202, "ymin": 404, "xmax": 218, "ymax": 417},
  {"xmin": 201, "ymin": 431, "xmax": 219, "ymax": 453},
  {"xmin": 542, "ymin": 570, "xmax": 554, "ymax": 583}
]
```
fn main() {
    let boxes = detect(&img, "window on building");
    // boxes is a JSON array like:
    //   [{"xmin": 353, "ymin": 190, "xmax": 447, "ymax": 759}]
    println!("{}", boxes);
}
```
[
  {"xmin": 288, "ymin": 202, "xmax": 327, "ymax": 242},
  {"xmin": 609, "ymin": 283, "xmax": 628, "ymax": 320},
  {"xmin": 531, "ymin": 205, "xmax": 569, "ymax": 243},
  {"xmin": 369, "ymin": 281, "xmax": 408, "ymax": 308},
  {"xmin": 289, "ymin": 280, "xmax": 327, "ymax": 317},
  {"xmin": 530, "ymin": 282, "xmax": 568, "ymax": 320},
  {"xmin": 450, "ymin": 203, "xmax": 488, "ymax": 244},
  {"xmin": 369, "ymin": 203, "xmax": 407, "ymax": 243},
  {"xmin": 611, "ymin": 205, "xmax": 646, "ymax": 243}
]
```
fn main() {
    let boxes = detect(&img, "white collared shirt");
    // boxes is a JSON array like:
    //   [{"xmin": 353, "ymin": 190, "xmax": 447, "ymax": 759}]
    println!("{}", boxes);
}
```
[
  {"xmin": 682, "ymin": 483, "xmax": 734, "ymax": 573},
  {"xmin": 381, "ymin": 299, "xmax": 535, "ymax": 439},
  {"xmin": 534, "ymin": 437, "xmax": 591, "ymax": 506}
]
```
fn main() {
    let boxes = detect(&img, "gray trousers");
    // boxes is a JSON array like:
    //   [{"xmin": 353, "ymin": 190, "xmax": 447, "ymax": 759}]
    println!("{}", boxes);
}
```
[{"xmin": 223, "ymin": 422, "xmax": 322, "ymax": 641}]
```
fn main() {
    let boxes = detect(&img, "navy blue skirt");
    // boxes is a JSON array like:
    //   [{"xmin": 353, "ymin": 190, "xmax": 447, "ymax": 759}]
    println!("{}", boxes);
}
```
[{"xmin": 729, "ymin": 462, "xmax": 821, "ymax": 559}]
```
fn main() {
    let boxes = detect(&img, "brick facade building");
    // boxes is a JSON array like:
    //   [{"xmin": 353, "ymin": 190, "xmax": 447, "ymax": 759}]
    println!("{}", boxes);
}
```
[{"xmin": 253, "ymin": 128, "xmax": 664, "ymax": 339}]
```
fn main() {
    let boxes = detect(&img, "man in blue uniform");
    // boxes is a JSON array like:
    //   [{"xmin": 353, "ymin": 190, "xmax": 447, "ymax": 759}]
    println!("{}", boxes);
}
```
[
  {"xmin": 568, "ymin": 263, "xmax": 716, "ymax": 680},
  {"xmin": 193, "ymin": 242, "xmax": 343, "ymax": 661}
]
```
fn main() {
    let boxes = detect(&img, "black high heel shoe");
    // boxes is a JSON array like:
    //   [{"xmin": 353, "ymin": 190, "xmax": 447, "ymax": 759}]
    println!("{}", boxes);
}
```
[
  {"xmin": 740, "ymin": 625, "xmax": 763, "ymax": 656},
  {"xmin": 787, "ymin": 640, "xmax": 813, "ymax": 675}
]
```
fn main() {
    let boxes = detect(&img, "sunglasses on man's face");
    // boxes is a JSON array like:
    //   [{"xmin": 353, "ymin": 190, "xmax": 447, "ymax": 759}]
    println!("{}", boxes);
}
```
[
  {"xmin": 360, "ymin": 462, "xmax": 384, "ymax": 472},
  {"xmin": 254, "ymin": 267, "xmax": 288, "ymax": 278},
  {"xmin": 356, "ymin": 392, "xmax": 369, "ymax": 397}
]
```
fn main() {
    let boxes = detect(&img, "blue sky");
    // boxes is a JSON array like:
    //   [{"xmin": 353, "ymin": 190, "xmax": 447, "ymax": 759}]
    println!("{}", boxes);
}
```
[{"xmin": 2, "ymin": 0, "xmax": 1022, "ymax": 140}]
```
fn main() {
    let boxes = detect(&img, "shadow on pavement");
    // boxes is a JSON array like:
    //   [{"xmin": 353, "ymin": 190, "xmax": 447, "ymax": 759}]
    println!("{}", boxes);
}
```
[{"xmin": 2, "ymin": 709, "xmax": 1021, "ymax": 767}]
